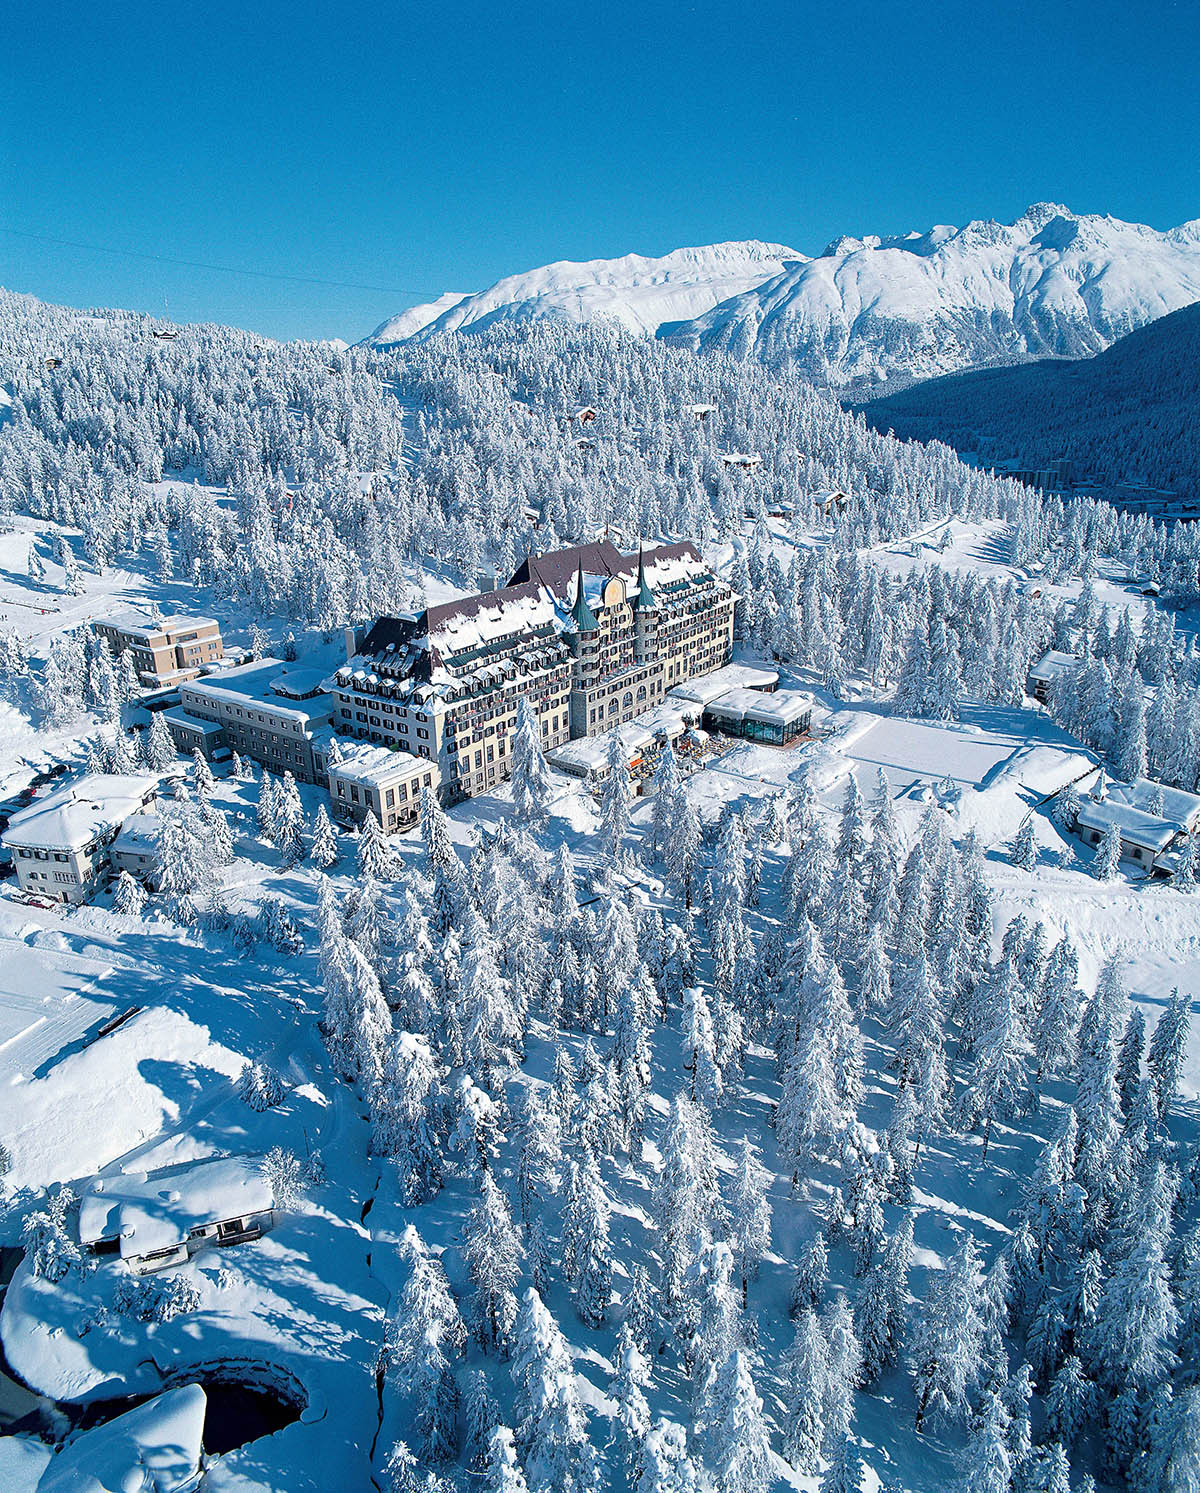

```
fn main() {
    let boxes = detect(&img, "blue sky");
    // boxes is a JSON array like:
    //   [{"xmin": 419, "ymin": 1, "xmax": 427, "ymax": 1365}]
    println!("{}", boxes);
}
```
[{"xmin": 3, "ymin": 0, "xmax": 1198, "ymax": 342}]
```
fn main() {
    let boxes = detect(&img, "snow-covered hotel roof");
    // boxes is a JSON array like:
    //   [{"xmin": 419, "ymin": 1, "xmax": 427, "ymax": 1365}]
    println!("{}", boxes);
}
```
[
  {"xmin": 80, "ymin": 1156, "xmax": 274, "ymax": 1261},
  {"xmin": 1108, "ymin": 776, "xmax": 1200, "ymax": 833},
  {"xmin": 339, "ymin": 540, "xmax": 725, "ymax": 709},
  {"xmin": 2, "ymin": 774, "xmax": 158, "ymax": 852},
  {"xmin": 668, "ymin": 662, "xmax": 779, "ymax": 706},
  {"xmin": 179, "ymin": 658, "xmax": 332, "ymax": 722},
  {"xmin": 97, "ymin": 606, "xmax": 220, "ymax": 640},
  {"xmin": 329, "ymin": 740, "xmax": 430, "ymax": 788},
  {"xmin": 1076, "ymin": 797, "xmax": 1182, "ymax": 853}
]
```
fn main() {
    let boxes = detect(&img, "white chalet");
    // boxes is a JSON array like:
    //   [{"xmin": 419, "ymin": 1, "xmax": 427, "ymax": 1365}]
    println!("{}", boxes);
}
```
[
  {"xmin": 1027, "ymin": 649, "xmax": 1079, "ymax": 703},
  {"xmin": 80, "ymin": 1157, "xmax": 275, "ymax": 1274},
  {"xmin": 2, "ymin": 774, "xmax": 158, "ymax": 904}
]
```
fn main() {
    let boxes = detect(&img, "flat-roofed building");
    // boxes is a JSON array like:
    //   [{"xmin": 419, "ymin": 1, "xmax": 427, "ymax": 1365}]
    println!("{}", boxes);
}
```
[
  {"xmin": 2, "ymin": 773, "xmax": 159, "ymax": 903},
  {"xmin": 173, "ymin": 660, "xmax": 333, "ymax": 783},
  {"xmin": 327, "ymin": 740, "xmax": 438, "ymax": 833},
  {"xmin": 92, "ymin": 611, "xmax": 223, "ymax": 687}
]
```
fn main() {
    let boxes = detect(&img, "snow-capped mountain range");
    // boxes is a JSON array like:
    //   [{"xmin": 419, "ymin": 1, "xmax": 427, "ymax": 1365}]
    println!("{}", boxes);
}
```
[
  {"xmin": 367, "ymin": 204, "xmax": 1200, "ymax": 389},
  {"xmin": 365, "ymin": 241, "xmax": 803, "ymax": 343}
]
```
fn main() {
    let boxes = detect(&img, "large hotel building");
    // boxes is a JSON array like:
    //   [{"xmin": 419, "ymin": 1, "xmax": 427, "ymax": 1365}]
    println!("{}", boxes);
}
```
[{"xmin": 331, "ymin": 540, "xmax": 736, "ymax": 803}]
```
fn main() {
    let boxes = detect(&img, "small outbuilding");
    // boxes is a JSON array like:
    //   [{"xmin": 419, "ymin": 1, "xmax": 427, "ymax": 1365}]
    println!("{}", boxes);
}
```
[{"xmin": 79, "ymin": 1157, "xmax": 275, "ymax": 1275}]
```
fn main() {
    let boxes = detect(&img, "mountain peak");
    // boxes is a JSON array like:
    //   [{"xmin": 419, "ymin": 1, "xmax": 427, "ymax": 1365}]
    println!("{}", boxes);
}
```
[{"xmin": 363, "ymin": 240, "xmax": 803, "ymax": 346}]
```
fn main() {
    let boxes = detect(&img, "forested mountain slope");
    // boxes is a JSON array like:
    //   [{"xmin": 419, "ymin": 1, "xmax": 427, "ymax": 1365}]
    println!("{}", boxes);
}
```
[
  {"xmin": 6, "ymin": 284, "xmax": 1200, "ymax": 1493},
  {"xmin": 860, "ymin": 301, "xmax": 1200, "ymax": 502}
]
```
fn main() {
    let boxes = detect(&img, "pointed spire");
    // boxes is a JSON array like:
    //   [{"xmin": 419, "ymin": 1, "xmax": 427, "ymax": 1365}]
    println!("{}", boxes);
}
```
[
  {"xmin": 570, "ymin": 557, "xmax": 599, "ymax": 632},
  {"xmin": 633, "ymin": 544, "xmax": 657, "ymax": 611}
]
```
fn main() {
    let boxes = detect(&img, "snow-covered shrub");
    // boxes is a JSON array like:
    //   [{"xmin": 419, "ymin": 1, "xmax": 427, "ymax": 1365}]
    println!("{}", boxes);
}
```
[
  {"xmin": 22, "ymin": 1186, "xmax": 85, "ymax": 1282},
  {"xmin": 259, "ymin": 894, "xmax": 303, "ymax": 955},
  {"xmin": 262, "ymin": 1146, "xmax": 305, "ymax": 1207},
  {"xmin": 240, "ymin": 1060, "xmax": 286, "ymax": 1112},
  {"xmin": 113, "ymin": 1273, "xmax": 201, "ymax": 1322}
]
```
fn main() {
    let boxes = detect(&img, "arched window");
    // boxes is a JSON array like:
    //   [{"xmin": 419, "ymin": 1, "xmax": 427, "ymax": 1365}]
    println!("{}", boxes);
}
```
[
  {"xmin": 636, "ymin": 685, "xmax": 647, "ymax": 702},
  {"xmin": 623, "ymin": 692, "xmax": 633, "ymax": 709},
  {"xmin": 608, "ymin": 698, "xmax": 619, "ymax": 715}
]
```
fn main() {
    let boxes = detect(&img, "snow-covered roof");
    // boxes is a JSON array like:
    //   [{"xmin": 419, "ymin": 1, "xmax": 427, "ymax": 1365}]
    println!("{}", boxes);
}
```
[
  {"xmin": 743, "ymin": 688, "xmax": 815, "ymax": 727},
  {"xmin": 38, "ymin": 1383, "xmax": 207, "ymax": 1493},
  {"xmin": 1076, "ymin": 798, "xmax": 1181, "ymax": 852},
  {"xmin": 705, "ymin": 686, "xmax": 816, "ymax": 726},
  {"xmin": 2, "ymin": 775, "xmax": 158, "ymax": 852},
  {"xmin": 269, "ymin": 666, "xmax": 330, "ymax": 699},
  {"xmin": 1108, "ymin": 777, "xmax": 1200, "ymax": 831},
  {"xmin": 180, "ymin": 659, "xmax": 332, "ymax": 723},
  {"xmin": 111, "ymin": 812, "xmax": 163, "ymax": 858},
  {"xmin": 79, "ymin": 1157, "xmax": 274, "ymax": 1259},
  {"xmin": 635, "ymin": 702, "xmax": 693, "ymax": 739},
  {"xmin": 667, "ymin": 662, "xmax": 779, "ymax": 706},
  {"xmin": 96, "ymin": 608, "xmax": 219, "ymax": 640},
  {"xmin": 161, "ymin": 707, "xmax": 225, "ymax": 739},
  {"xmin": 1028, "ymin": 649, "xmax": 1079, "ymax": 683},
  {"xmin": 546, "ymin": 719, "xmax": 659, "ymax": 776},
  {"xmin": 329, "ymin": 740, "xmax": 430, "ymax": 788}
]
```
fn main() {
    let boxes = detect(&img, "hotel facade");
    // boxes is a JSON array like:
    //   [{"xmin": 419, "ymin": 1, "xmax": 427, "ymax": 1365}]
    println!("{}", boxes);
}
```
[{"xmin": 332, "ymin": 540, "xmax": 736, "ymax": 803}]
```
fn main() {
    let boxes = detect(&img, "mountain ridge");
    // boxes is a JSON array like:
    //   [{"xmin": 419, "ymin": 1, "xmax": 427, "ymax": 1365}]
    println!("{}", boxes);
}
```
[{"xmin": 365, "ymin": 205, "xmax": 1200, "ymax": 391}]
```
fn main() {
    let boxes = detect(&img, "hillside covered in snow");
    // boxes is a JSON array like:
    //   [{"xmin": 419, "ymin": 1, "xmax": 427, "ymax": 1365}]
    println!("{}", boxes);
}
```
[
  {"xmin": 860, "ymin": 301, "xmax": 1200, "ymax": 503},
  {"xmin": 4, "ymin": 287, "xmax": 1200, "ymax": 1493},
  {"xmin": 365, "ymin": 242, "xmax": 804, "ymax": 345},
  {"xmin": 367, "ymin": 205, "xmax": 1200, "ymax": 392}
]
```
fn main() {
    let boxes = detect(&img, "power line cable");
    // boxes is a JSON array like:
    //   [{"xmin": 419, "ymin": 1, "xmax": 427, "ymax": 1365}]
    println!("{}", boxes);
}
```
[{"xmin": 0, "ymin": 225, "xmax": 441, "ymax": 298}]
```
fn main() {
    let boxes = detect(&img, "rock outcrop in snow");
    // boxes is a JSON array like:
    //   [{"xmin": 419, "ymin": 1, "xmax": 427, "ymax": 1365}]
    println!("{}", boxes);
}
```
[{"xmin": 363, "ymin": 241, "xmax": 804, "ymax": 344}]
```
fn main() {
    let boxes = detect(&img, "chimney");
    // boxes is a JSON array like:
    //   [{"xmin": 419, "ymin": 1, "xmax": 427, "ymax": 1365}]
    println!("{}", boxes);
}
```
[{"xmin": 344, "ymin": 624, "xmax": 363, "ymax": 662}]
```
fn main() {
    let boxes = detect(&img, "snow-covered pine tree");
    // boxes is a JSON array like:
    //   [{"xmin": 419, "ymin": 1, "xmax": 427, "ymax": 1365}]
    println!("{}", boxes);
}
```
[
  {"xmin": 483, "ymin": 1426, "xmax": 531, "ymax": 1493},
  {"xmin": 782, "ymin": 1307, "xmax": 828, "ymax": 1472},
  {"xmin": 910, "ymin": 1232, "xmax": 985, "ymax": 1430},
  {"xmin": 704, "ymin": 1349, "xmax": 773, "ymax": 1493},
  {"xmin": 728, "ymin": 1139, "xmax": 771, "ymax": 1307},
  {"xmin": 1147, "ymin": 987, "xmax": 1191, "ymax": 1118},
  {"xmin": 373, "ymin": 1030, "xmax": 443, "ymax": 1204},
  {"xmin": 310, "ymin": 803, "xmax": 338, "ymax": 869},
  {"xmin": 510, "ymin": 696, "xmax": 552, "ymax": 823},
  {"xmin": 358, "ymin": 810, "xmax": 400, "ymax": 880},
  {"xmin": 1093, "ymin": 823, "xmax": 1122, "ymax": 880},
  {"xmin": 465, "ymin": 1171, "xmax": 523, "ymax": 1355},
  {"xmin": 1009, "ymin": 817, "xmax": 1036, "ymax": 871},
  {"xmin": 111, "ymin": 868, "xmax": 147, "ymax": 916},
  {"xmin": 609, "ymin": 1320, "xmax": 652, "ymax": 1483},
  {"xmin": 510, "ymin": 1289, "xmax": 598, "ymax": 1493},
  {"xmin": 598, "ymin": 736, "xmax": 633, "ymax": 862}
]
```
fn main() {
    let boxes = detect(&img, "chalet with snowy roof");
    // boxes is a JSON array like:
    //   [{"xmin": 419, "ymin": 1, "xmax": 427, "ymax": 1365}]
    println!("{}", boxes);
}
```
[
  {"xmin": 813, "ymin": 488, "xmax": 850, "ymax": 517},
  {"xmin": 1027, "ymin": 649, "xmax": 1079, "ymax": 703},
  {"xmin": 720, "ymin": 451, "xmax": 763, "ymax": 471},
  {"xmin": 334, "ymin": 539, "xmax": 735, "ymax": 804},
  {"xmin": 79, "ymin": 1157, "xmax": 275, "ymax": 1274},
  {"xmin": 2, "ymin": 773, "xmax": 158, "ymax": 904}
]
